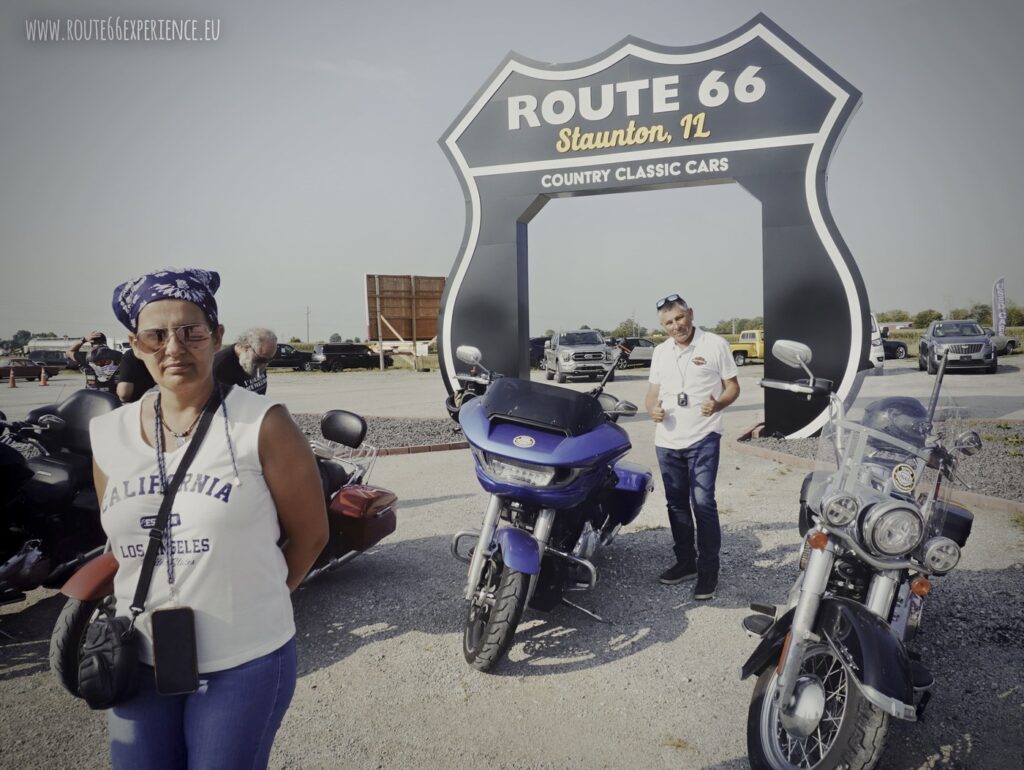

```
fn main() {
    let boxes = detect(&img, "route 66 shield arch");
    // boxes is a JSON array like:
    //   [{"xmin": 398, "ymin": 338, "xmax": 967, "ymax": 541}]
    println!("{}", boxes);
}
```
[{"xmin": 438, "ymin": 13, "xmax": 869, "ymax": 438}]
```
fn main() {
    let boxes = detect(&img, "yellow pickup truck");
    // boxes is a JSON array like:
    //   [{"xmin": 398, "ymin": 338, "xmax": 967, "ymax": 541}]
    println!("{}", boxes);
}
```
[{"xmin": 730, "ymin": 329, "xmax": 765, "ymax": 366}]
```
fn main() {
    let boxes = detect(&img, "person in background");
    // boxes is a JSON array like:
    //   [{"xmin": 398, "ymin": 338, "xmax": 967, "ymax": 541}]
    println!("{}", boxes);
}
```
[
  {"xmin": 213, "ymin": 328, "xmax": 277, "ymax": 395},
  {"xmin": 115, "ymin": 347, "xmax": 156, "ymax": 404},
  {"xmin": 93, "ymin": 268, "xmax": 327, "ymax": 769},
  {"xmin": 644, "ymin": 293, "xmax": 740, "ymax": 601},
  {"xmin": 66, "ymin": 332, "xmax": 122, "ymax": 394}
]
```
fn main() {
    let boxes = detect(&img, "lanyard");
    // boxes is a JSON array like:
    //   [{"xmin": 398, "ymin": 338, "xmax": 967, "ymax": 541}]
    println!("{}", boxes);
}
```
[{"xmin": 672, "ymin": 337, "xmax": 700, "ymax": 393}]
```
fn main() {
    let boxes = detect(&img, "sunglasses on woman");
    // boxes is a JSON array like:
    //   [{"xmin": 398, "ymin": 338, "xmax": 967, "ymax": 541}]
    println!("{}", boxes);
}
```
[
  {"xmin": 134, "ymin": 324, "xmax": 213, "ymax": 354},
  {"xmin": 655, "ymin": 293, "xmax": 688, "ymax": 310}
]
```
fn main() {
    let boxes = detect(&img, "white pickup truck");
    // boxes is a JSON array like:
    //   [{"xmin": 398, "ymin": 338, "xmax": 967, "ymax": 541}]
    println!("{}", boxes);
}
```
[{"xmin": 543, "ymin": 329, "xmax": 615, "ymax": 383}]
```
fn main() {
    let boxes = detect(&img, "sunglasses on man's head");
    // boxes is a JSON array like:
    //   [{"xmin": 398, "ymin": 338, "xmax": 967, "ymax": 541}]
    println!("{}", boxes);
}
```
[
  {"xmin": 655, "ymin": 293, "xmax": 688, "ymax": 310},
  {"xmin": 135, "ymin": 324, "xmax": 213, "ymax": 354}
]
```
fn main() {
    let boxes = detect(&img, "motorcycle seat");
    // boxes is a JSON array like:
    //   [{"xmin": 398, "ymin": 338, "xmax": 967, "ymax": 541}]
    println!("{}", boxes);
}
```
[{"xmin": 316, "ymin": 457, "xmax": 353, "ymax": 500}]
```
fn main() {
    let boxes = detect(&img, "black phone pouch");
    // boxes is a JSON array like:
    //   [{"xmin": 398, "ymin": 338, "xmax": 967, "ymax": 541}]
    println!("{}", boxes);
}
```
[{"xmin": 151, "ymin": 606, "xmax": 200, "ymax": 695}]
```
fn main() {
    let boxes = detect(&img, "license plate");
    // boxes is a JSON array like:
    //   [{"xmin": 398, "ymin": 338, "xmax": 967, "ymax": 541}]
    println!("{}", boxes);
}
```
[{"xmin": 959, "ymin": 355, "xmax": 973, "ymax": 360}]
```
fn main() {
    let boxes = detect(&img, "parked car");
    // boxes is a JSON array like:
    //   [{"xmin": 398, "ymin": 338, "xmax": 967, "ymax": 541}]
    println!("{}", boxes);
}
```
[
  {"xmin": 881, "ymin": 338, "xmax": 908, "ymax": 359},
  {"xmin": 918, "ymin": 319, "xmax": 996, "ymax": 374},
  {"xmin": 543, "ymin": 329, "xmax": 614, "ymax": 382},
  {"xmin": 983, "ymin": 327, "xmax": 1019, "ymax": 355},
  {"xmin": 878, "ymin": 327, "xmax": 908, "ymax": 359},
  {"xmin": 615, "ymin": 337, "xmax": 656, "ymax": 369},
  {"xmin": 311, "ymin": 343, "xmax": 393, "ymax": 372},
  {"xmin": 0, "ymin": 358, "xmax": 63, "ymax": 381},
  {"xmin": 730, "ymin": 329, "xmax": 765, "ymax": 366},
  {"xmin": 268, "ymin": 343, "xmax": 314, "ymax": 371},
  {"xmin": 26, "ymin": 350, "xmax": 72, "ymax": 368},
  {"xmin": 869, "ymin": 313, "xmax": 884, "ymax": 369},
  {"xmin": 528, "ymin": 336, "xmax": 547, "ymax": 368}
]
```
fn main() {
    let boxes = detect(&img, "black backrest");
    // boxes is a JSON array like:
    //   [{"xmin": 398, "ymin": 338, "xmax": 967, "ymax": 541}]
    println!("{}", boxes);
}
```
[
  {"xmin": 320, "ymin": 410, "xmax": 367, "ymax": 448},
  {"xmin": 53, "ymin": 389, "xmax": 121, "ymax": 455}
]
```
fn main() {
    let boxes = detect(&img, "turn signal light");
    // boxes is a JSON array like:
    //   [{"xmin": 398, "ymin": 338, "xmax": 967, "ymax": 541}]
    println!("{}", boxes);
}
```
[
  {"xmin": 808, "ymin": 531, "xmax": 829, "ymax": 550},
  {"xmin": 911, "ymin": 577, "xmax": 932, "ymax": 597}
]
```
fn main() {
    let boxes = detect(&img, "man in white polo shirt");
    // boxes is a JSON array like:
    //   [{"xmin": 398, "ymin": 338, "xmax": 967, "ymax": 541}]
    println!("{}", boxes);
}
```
[{"xmin": 645, "ymin": 294, "xmax": 740, "ymax": 600}]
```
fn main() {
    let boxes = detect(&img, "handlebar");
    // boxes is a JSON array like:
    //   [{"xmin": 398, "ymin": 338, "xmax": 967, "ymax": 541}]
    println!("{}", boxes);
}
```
[{"xmin": 759, "ymin": 378, "xmax": 832, "ymax": 397}]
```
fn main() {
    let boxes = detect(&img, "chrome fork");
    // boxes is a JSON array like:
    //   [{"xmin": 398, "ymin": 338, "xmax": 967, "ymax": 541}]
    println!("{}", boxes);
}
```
[
  {"xmin": 774, "ymin": 536, "xmax": 835, "ymax": 714},
  {"xmin": 463, "ymin": 495, "xmax": 503, "ymax": 600},
  {"xmin": 525, "ymin": 508, "xmax": 556, "ymax": 606}
]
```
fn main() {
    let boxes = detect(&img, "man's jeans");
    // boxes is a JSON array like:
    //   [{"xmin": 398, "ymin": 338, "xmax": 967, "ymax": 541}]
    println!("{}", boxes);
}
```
[{"xmin": 656, "ymin": 433, "xmax": 722, "ymax": 576}]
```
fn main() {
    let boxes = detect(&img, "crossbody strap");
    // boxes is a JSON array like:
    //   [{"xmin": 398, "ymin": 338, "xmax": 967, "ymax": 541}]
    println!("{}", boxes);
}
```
[{"xmin": 129, "ymin": 387, "xmax": 225, "ymax": 617}]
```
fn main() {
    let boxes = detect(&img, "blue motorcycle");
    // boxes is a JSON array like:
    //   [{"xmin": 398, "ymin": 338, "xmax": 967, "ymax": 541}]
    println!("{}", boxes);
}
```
[{"xmin": 447, "ymin": 345, "xmax": 653, "ymax": 671}]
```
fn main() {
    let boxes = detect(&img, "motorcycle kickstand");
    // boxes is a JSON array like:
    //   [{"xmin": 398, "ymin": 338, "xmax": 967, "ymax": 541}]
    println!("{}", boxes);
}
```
[{"xmin": 561, "ymin": 597, "xmax": 609, "ymax": 624}]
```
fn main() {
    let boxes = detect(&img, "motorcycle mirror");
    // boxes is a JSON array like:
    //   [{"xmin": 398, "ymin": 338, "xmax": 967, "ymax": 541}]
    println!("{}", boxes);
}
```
[
  {"xmin": 953, "ymin": 430, "xmax": 982, "ymax": 456},
  {"xmin": 772, "ymin": 340, "xmax": 813, "ymax": 369},
  {"xmin": 37, "ymin": 414, "xmax": 66, "ymax": 431},
  {"xmin": 456, "ymin": 345, "xmax": 482, "ymax": 365},
  {"xmin": 614, "ymin": 399, "xmax": 639, "ymax": 417}
]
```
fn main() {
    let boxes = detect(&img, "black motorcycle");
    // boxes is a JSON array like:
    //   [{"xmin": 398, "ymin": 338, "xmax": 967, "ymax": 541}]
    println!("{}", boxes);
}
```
[
  {"xmin": 741, "ymin": 341, "xmax": 980, "ymax": 770},
  {"xmin": 0, "ymin": 389, "xmax": 118, "ymax": 606}
]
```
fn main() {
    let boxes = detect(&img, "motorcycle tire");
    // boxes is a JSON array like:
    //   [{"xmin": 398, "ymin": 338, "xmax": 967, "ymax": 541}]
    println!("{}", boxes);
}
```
[
  {"xmin": 49, "ymin": 594, "xmax": 115, "ymax": 696},
  {"xmin": 747, "ymin": 642, "xmax": 889, "ymax": 770},
  {"xmin": 462, "ymin": 554, "xmax": 529, "ymax": 672}
]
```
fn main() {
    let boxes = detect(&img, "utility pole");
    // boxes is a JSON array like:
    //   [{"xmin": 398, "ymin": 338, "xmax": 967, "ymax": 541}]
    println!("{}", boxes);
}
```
[{"xmin": 306, "ymin": 306, "xmax": 310, "ymax": 342}]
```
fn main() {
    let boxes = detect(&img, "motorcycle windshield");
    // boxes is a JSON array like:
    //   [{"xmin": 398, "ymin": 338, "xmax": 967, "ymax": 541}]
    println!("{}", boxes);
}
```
[
  {"xmin": 481, "ymin": 377, "xmax": 607, "ymax": 437},
  {"xmin": 810, "ymin": 360, "xmax": 976, "ymax": 559}
]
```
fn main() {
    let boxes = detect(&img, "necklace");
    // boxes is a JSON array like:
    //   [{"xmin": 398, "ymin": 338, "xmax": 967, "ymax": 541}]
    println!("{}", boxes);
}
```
[{"xmin": 160, "ymin": 409, "xmax": 203, "ymax": 448}]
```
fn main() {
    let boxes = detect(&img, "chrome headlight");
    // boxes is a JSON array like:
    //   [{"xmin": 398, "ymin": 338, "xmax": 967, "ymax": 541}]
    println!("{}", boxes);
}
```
[
  {"xmin": 822, "ymin": 493, "xmax": 859, "ymax": 527},
  {"xmin": 475, "ymin": 450, "xmax": 557, "ymax": 487},
  {"xmin": 933, "ymin": 343, "xmax": 947, "ymax": 355},
  {"xmin": 922, "ymin": 537, "xmax": 961, "ymax": 574},
  {"xmin": 560, "ymin": 350, "xmax": 572, "ymax": 362},
  {"xmin": 862, "ymin": 500, "xmax": 924, "ymax": 556}
]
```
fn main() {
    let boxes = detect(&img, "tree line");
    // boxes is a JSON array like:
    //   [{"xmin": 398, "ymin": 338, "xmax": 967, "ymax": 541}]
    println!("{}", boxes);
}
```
[{"xmin": 546, "ymin": 300, "xmax": 1022, "ymax": 340}]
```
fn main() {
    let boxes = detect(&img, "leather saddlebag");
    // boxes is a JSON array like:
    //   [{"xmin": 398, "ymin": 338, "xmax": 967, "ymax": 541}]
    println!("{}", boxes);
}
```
[{"xmin": 329, "ymin": 484, "xmax": 397, "ymax": 551}]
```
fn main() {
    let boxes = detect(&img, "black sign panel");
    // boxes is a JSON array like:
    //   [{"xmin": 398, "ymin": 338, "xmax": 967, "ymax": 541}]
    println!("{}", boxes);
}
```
[{"xmin": 439, "ymin": 14, "xmax": 869, "ymax": 437}]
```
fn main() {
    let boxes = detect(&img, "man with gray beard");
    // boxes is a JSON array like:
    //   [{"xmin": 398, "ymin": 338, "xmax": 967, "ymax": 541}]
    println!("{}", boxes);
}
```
[{"xmin": 214, "ymin": 327, "xmax": 278, "ymax": 395}]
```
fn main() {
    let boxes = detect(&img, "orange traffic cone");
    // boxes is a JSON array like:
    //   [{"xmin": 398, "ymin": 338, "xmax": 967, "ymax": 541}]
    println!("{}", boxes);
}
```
[
  {"xmin": 40, "ymin": 367, "xmax": 49, "ymax": 386},
  {"xmin": 8, "ymin": 369, "xmax": 16, "ymax": 388}
]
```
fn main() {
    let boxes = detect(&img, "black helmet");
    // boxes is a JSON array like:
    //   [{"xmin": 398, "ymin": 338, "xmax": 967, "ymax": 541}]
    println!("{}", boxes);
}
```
[{"xmin": 862, "ymin": 397, "xmax": 929, "ymax": 448}]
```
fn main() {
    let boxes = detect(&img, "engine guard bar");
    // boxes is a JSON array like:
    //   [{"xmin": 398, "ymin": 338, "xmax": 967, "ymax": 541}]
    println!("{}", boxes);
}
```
[
  {"xmin": 451, "ymin": 529, "xmax": 598, "ymax": 590},
  {"xmin": 451, "ymin": 530, "xmax": 479, "ymax": 564},
  {"xmin": 740, "ymin": 598, "xmax": 917, "ymax": 721}
]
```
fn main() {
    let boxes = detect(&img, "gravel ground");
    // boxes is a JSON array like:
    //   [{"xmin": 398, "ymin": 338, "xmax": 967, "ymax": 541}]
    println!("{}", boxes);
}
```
[{"xmin": 294, "ymin": 413, "xmax": 462, "ymax": 450}]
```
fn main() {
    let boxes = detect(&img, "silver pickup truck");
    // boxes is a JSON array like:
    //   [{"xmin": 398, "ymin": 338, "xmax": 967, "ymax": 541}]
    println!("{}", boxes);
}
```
[{"xmin": 543, "ymin": 329, "xmax": 615, "ymax": 383}]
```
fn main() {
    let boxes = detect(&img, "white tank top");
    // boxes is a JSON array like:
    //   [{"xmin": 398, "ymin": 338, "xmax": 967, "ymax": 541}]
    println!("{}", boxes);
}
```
[{"xmin": 90, "ymin": 387, "xmax": 295, "ymax": 673}]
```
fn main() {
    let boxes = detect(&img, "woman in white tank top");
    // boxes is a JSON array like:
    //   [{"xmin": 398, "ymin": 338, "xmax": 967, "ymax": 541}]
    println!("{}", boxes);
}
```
[{"xmin": 93, "ymin": 268, "xmax": 328, "ymax": 770}]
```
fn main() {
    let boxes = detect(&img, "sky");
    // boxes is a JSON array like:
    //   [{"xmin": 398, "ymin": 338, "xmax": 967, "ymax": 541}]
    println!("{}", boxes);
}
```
[{"xmin": 2, "ymin": 0, "xmax": 1022, "ymax": 344}]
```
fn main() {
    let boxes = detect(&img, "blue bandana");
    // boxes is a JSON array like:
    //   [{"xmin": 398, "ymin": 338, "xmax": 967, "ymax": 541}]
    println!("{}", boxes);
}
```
[{"xmin": 112, "ymin": 268, "xmax": 220, "ymax": 331}]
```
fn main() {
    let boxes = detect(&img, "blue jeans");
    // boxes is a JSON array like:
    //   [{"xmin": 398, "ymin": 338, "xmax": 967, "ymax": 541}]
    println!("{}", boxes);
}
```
[
  {"xmin": 109, "ymin": 639, "xmax": 297, "ymax": 770},
  {"xmin": 656, "ymin": 433, "xmax": 722, "ymax": 576}
]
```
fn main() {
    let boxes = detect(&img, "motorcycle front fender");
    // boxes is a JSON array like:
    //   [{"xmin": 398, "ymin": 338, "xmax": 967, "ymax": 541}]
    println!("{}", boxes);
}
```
[
  {"xmin": 741, "ymin": 598, "xmax": 916, "ymax": 721},
  {"xmin": 60, "ymin": 551, "xmax": 117, "ymax": 600},
  {"xmin": 818, "ymin": 597, "xmax": 916, "ymax": 720},
  {"xmin": 493, "ymin": 528, "xmax": 541, "ymax": 575}
]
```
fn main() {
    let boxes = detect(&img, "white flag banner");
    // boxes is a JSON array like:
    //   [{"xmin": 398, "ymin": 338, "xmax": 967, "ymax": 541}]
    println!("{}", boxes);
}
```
[{"xmin": 993, "ymin": 277, "xmax": 1007, "ymax": 335}]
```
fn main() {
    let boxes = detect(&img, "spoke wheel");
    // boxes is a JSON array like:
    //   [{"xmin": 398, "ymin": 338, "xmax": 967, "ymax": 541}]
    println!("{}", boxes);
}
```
[
  {"xmin": 747, "ymin": 643, "xmax": 889, "ymax": 770},
  {"xmin": 462, "ymin": 554, "xmax": 529, "ymax": 672}
]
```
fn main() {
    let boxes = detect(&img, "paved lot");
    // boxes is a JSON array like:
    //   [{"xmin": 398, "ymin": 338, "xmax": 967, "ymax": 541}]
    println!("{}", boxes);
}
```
[{"xmin": 1, "ymin": 357, "xmax": 1022, "ymax": 768}]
